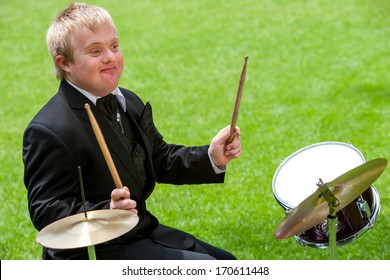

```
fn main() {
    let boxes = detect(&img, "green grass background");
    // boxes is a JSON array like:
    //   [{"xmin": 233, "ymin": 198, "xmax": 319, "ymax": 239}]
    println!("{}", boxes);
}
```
[{"xmin": 1, "ymin": 0, "xmax": 390, "ymax": 260}]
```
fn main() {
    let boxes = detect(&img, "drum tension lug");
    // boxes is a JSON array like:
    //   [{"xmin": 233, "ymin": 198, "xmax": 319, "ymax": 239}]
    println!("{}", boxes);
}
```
[{"xmin": 356, "ymin": 196, "xmax": 371, "ymax": 222}]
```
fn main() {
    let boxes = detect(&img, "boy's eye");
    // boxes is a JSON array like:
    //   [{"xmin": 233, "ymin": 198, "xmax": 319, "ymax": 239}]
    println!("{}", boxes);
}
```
[{"xmin": 89, "ymin": 49, "xmax": 101, "ymax": 56}]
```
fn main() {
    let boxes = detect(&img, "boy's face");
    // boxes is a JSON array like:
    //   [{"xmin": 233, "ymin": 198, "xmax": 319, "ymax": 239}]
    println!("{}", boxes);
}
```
[{"xmin": 58, "ymin": 22, "xmax": 124, "ymax": 96}]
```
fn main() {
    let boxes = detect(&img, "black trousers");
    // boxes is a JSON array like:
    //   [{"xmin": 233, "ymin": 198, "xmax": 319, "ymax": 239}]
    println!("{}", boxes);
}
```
[
  {"xmin": 97, "ymin": 237, "xmax": 236, "ymax": 260},
  {"xmin": 44, "ymin": 237, "xmax": 236, "ymax": 260}
]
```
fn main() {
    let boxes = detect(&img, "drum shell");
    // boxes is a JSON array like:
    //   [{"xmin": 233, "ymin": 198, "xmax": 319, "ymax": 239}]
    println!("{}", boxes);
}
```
[{"xmin": 295, "ymin": 186, "xmax": 380, "ymax": 248}]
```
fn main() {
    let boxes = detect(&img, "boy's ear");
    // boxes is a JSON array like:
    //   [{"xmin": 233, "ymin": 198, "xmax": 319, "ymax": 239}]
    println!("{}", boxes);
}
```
[{"xmin": 55, "ymin": 55, "xmax": 69, "ymax": 71}]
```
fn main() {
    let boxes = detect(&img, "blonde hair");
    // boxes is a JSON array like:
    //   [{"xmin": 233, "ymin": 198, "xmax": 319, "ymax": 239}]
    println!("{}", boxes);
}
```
[{"xmin": 46, "ymin": 3, "xmax": 117, "ymax": 80}]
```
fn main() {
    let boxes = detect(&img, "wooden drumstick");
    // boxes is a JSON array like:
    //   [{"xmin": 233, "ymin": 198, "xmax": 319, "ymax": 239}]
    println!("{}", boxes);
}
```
[
  {"xmin": 85, "ymin": 103, "xmax": 123, "ymax": 189},
  {"xmin": 227, "ymin": 56, "xmax": 248, "ymax": 144}
]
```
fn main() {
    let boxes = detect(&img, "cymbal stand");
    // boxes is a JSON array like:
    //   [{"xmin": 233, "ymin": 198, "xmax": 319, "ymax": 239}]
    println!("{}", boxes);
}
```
[
  {"xmin": 87, "ymin": 246, "xmax": 96, "ymax": 260},
  {"xmin": 318, "ymin": 179, "xmax": 340, "ymax": 260},
  {"xmin": 78, "ymin": 166, "xmax": 97, "ymax": 260}
]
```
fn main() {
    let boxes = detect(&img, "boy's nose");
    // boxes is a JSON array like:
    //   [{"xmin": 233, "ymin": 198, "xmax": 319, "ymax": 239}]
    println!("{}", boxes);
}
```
[{"xmin": 102, "ymin": 49, "xmax": 115, "ymax": 63}]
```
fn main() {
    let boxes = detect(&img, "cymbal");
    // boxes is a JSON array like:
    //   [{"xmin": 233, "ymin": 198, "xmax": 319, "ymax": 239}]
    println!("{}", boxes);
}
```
[
  {"xmin": 274, "ymin": 158, "xmax": 387, "ymax": 240},
  {"xmin": 36, "ymin": 209, "xmax": 139, "ymax": 249}
]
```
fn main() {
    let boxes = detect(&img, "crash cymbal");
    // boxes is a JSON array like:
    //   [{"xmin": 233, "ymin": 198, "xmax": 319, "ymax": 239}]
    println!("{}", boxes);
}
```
[
  {"xmin": 36, "ymin": 209, "xmax": 139, "ymax": 249},
  {"xmin": 274, "ymin": 158, "xmax": 387, "ymax": 240}
]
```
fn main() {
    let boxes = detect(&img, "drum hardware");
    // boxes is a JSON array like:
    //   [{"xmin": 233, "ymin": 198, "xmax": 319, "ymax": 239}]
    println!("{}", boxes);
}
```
[
  {"xmin": 274, "ymin": 156, "xmax": 387, "ymax": 259},
  {"xmin": 272, "ymin": 142, "xmax": 384, "ymax": 248},
  {"xmin": 356, "ymin": 196, "xmax": 371, "ymax": 221},
  {"xmin": 318, "ymin": 220, "xmax": 340, "ymax": 236},
  {"xmin": 315, "ymin": 179, "xmax": 341, "ymax": 236},
  {"xmin": 327, "ymin": 214, "xmax": 338, "ymax": 260},
  {"xmin": 317, "ymin": 179, "xmax": 340, "ymax": 259}
]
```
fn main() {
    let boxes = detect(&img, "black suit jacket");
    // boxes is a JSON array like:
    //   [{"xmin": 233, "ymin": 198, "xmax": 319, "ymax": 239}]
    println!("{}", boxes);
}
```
[{"xmin": 23, "ymin": 80, "xmax": 224, "ymax": 259}]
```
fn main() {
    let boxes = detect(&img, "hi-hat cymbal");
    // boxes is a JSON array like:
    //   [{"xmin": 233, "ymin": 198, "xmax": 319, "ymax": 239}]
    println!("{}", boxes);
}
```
[
  {"xmin": 274, "ymin": 158, "xmax": 387, "ymax": 240},
  {"xmin": 36, "ymin": 209, "xmax": 139, "ymax": 249}
]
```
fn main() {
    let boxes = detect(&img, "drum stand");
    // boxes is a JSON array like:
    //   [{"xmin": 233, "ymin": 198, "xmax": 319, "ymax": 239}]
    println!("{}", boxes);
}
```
[{"xmin": 318, "ymin": 180, "xmax": 340, "ymax": 260}]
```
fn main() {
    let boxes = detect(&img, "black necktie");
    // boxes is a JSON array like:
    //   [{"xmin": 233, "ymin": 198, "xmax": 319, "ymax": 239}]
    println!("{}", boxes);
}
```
[
  {"xmin": 96, "ymin": 94, "xmax": 132, "ymax": 149},
  {"xmin": 96, "ymin": 94, "xmax": 118, "ymax": 121}
]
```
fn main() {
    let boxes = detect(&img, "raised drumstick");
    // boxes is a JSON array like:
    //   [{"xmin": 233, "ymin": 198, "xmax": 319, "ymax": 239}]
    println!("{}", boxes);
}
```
[
  {"xmin": 227, "ymin": 56, "xmax": 248, "ymax": 144},
  {"xmin": 85, "ymin": 103, "xmax": 123, "ymax": 188}
]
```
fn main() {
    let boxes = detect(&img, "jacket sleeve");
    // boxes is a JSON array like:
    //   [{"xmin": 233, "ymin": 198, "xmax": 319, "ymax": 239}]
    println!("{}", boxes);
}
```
[
  {"xmin": 153, "ymin": 142, "xmax": 225, "ymax": 185},
  {"xmin": 22, "ymin": 122, "xmax": 110, "ymax": 231}
]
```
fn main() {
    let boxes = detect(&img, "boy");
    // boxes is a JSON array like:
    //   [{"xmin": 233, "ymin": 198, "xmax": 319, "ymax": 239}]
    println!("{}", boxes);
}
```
[{"xmin": 23, "ymin": 3, "xmax": 242, "ymax": 260}]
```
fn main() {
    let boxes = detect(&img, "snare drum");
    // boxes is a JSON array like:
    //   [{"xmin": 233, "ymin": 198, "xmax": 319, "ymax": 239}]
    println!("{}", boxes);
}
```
[{"xmin": 272, "ymin": 142, "xmax": 380, "ymax": 248}]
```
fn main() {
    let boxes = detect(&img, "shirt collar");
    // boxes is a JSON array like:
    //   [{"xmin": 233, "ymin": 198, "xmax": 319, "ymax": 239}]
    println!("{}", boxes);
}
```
[{"xmin": 66, "ymin": 80, "xmax": 127, "ymax": 112}]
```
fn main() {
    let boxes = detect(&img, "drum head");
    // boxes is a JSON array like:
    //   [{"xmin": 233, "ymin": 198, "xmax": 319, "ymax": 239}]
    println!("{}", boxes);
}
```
[{"xmin": 272, "ymin": 142, "xmax": 365, "ymax": 210}]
